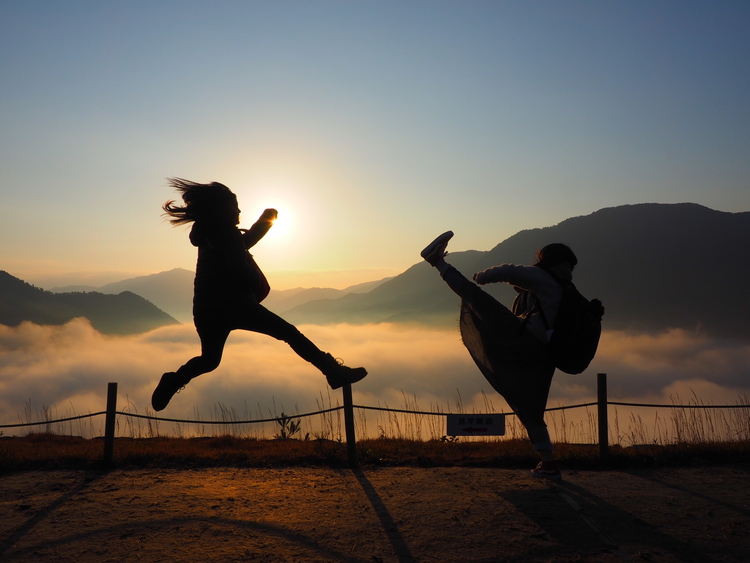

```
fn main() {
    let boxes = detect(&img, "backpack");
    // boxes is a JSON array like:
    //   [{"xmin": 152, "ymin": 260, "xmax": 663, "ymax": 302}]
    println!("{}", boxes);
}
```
[
  {"xmin": 202, "ymin": 234, "xmax": 270, "ymax": 303},
  {"xmin": 536, "ymin": 273, "xmax": 604, "ymax": 375},
  {"xmin": 245, "ymin": 252, "xmax": 270, "ymax": 303}
]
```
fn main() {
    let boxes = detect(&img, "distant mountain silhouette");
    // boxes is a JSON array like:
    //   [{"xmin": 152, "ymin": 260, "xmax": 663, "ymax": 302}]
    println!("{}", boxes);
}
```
[
  {"xmin": 0, "ymin": 271, "xmax": 179, "ymax": 335},
  {"xmin": 262, "ymin": 278, "xmax": 393, "ymax": 314},
  {"xmin": 22, "ymin": 203, "xmax": 749, "ymax": 339},
  {"xmin": 283, "ymin": 203, "xmax": 750, "ymax": 341},
  {"xmin": 50, "ymin": 269, "xmax": 392, "ymax": 322},
  {"xmin": 52, "ymin": 268, "xmax": 195, "ymax": 323}
]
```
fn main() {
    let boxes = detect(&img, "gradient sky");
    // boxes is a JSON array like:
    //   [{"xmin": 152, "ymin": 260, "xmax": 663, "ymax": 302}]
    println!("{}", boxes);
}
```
[{"xmin": 2, "ymin": 1, "xmax": 749, "ymax": 290}]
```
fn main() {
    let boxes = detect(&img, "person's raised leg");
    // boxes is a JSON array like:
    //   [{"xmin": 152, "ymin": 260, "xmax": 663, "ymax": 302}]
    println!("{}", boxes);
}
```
[
  {"xmin": 151, "ymin": 326, "xmax": 229, "ymax": 411},
  {"xmin": 421, "ymin": 230, "xmax": 453, "ymax": 271},
  {"xmin": 421, "ymin": 231, "xmax": 479, "ymax": 298},
  {"xmin": 236, "ymin": 304, "xmax": 367, "ymax": 389}
]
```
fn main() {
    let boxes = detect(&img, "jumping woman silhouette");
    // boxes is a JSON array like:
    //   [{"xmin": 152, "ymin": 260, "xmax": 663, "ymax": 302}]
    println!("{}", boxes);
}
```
[{"xmin": 152, "ymin": 178, "xmax": 367, "ymax": 411}]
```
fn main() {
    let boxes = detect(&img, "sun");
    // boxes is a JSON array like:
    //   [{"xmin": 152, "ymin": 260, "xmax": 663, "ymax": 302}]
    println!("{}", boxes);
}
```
[
  {"xmin": 233, "ymin": 183, "xmax": 322, "ymax": 261},
  {"xmin": 236, "ymin": 192, "xmax": 298, "ymax": 248},
  {"xmin": 261, "ymin": 203, "xmax": 292, "ymax": 242}
]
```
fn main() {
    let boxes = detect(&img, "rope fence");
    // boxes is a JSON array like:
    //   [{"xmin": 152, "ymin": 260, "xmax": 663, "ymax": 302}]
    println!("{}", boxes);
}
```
[
  {"xmin": 0, "ymin": 412, "xmax": 108, "ymax": 429},
  {"xmin": 6, "ymin": 400, "xmax": 748, "ymax": 430},
  {"xmin": 2, "ymin": 374, "xmax": 750, "ymax": 467},
  {"xmin": 607, "ymin": 401, "xmax": 749, "ymax": 409},
  {"xmin": 117, "ymin": 406, "xmax": 345, "ymax": 426}
]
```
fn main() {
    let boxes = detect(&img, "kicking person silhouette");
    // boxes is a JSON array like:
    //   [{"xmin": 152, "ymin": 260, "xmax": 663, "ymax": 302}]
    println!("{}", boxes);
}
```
[
  {"xmin": 152, "ymin": 178, "xmax": 367, "ymax": 411},
  {"xmin": 421, "ymin": 232, "xmax": 600, "ymax": 481}
]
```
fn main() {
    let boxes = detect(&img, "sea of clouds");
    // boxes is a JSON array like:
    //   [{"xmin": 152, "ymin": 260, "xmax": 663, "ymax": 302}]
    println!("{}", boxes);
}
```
[{"xmin": 1, "ymin": 319, "xmax": 749, "ymax": 440}]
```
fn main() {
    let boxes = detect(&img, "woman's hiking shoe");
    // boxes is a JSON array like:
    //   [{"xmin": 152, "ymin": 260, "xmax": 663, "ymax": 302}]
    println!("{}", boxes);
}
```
[
  {"xmin": 530, "ymin": 461, "xmax": 562, "ymax": 481},
  {"xmin": 151, "ymin": 372, "xmax": 190, "ymax": 411},
  {"xmin": 421, "ymin": 231, "xmax": 454, "ymax": 265},
  {"xmin": 321, "ymin": 354, "xmax": 368, "ymax": 389}
]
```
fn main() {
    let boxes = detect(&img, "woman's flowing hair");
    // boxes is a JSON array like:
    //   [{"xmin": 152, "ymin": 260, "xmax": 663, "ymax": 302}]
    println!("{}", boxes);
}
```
[{"xmin": 162, "ymin": 178, "xmax": 235, "ymax": 225}]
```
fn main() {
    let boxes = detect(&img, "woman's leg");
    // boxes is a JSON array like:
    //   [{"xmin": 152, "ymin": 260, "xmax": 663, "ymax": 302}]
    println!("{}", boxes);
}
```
[
  {"xmin": 441, "ymin": 265, "xmax": 477, "ymax": 298},
  {"xmin": 233, "ymin": 304, "xmax": 325, "ymax": 362},
  {"xmin": 516, "ymin": 406, "xmax": 554, "ymax": 455},
  {"xmin": 151, "ymin": 321, "xmax": 231, "ymax": 411},
  {"xmin": 422, "ymin": 231, "xmax": 521, "ymax": 335},
  {"xmin": 176, "ymin": 324, "xmax": 231, "ymax": 381},
  {"xmin": 233, "ymin": 304, "xmax": 367, "ymax": 388},
  {"xmin": 508, "ymin": 362, "xmax": 559, "ymax": 474}
]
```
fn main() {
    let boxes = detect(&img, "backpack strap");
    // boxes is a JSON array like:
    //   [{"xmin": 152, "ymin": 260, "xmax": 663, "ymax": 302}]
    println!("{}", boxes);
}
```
[{"xmin": 520, "ymin": 294, "xmax": 550, "ymax": 331}]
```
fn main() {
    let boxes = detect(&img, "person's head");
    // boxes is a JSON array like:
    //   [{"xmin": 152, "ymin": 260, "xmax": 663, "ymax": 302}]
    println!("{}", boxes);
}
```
[
  {"xmin": 534, "ymin": 243, "xmax": 578, "ymax": 272},
  {"xmin": 162, "ymin": 178, "xmax": 239, "ymax": 226}
]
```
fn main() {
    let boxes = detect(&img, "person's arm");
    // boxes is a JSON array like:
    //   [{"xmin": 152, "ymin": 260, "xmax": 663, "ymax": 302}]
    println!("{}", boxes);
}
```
[
  {"xmin": 240, "ymin": 208, "xmax": 277, "ymax": 249},
  {"xmin": 473, "ymin": 264, "xmax": 546, "ymax": 290}
]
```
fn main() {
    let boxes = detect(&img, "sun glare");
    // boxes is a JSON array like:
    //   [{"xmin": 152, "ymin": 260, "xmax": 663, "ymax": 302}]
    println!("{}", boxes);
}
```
[
  {"xmin": 231, "ymin": 183, "xmax": 327, "ymax": 273},
  {"xmin": 261, "ymin": 203, "xmax": 291, "ymax": 242},
  {"xmin": 236, "ymin": 188, "xmax": 305, "ymax": 248},
  {"xmin": 238, "ymin": 201, "xmax": 291, "ymax": 243}
]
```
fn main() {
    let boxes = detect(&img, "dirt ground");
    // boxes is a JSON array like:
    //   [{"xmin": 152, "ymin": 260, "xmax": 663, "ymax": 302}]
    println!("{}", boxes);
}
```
[{"xmin": 0, "ymin": 464, "xmax": 748, "ymax": 563}]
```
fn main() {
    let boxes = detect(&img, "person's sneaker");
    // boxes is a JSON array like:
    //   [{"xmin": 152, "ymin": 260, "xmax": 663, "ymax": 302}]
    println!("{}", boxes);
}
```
[
  {"xmin": 530, "ymin": 460, "xmax": 562, "ymax": 481},
  {"xmin": 420, "ymin": 231, "xmax": 454, "ymax": 265},
  {"xmin": 151, "ymin": 372, "xmax": 190, "ymax": 411},
  {"xmin": 322, "ymin": 354, "xmax": 368, "ymax": 389}
]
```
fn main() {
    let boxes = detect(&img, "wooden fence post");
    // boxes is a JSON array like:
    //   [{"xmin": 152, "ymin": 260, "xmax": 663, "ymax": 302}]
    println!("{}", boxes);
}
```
[
  {"xmin": 103, "ymin": 382, "xmax": 117, "ymax": 465},
  {"xmin": 597, "ymin": 373, "xmax": 608, "ymax": 463},
  {"xmin": 342, "ymin": 384, "xmax": 358, "ymax": 468}
]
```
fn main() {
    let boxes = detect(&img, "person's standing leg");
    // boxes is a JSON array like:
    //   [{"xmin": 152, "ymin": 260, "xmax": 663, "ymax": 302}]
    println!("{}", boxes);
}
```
[
  {"xmin": 519, "ymin": 363, "xmax": 561, "ymax": 479},
  {"xmin": 423, "ymin": 231, "xmax": 523, "ymax": 334}
]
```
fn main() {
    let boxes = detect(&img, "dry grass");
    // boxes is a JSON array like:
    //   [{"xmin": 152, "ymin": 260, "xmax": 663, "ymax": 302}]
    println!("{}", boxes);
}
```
[
  {"xmin": 3, "ymin": 391, "xmax": 749, "ymax": 472},
  {"xmin": 2, "ymin": 432, "xmax": 750, "ymax": 473},
  {"xmin": 0, "ymin": 433, "xmax": 350, "ymax": 471}
]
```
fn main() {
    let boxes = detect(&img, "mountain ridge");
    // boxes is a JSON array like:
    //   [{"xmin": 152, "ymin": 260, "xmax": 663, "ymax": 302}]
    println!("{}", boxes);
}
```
[
  {"xmin": 49, "ymin": 269, "xmax": 394, "ymax": 322},
  {"xmin": 51, "ymin": 267, "xmax": 196, "ymax": 323},
  {"xmin": 0, "ymin": 271, "xmax": 179, "ymax": 335},
  {"xmin": 7, "ymin": 203, "xmax": 748, "ymax": 340},
  {"xmin": 282, "ymin": 203, "xmax": 750, "ymax": 341}
]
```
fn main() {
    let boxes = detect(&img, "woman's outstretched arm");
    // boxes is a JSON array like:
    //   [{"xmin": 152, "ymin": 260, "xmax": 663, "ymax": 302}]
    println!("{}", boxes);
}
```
[{"xmin": 241, "ymin": 208, "xmax": 277, "ymax": 249}]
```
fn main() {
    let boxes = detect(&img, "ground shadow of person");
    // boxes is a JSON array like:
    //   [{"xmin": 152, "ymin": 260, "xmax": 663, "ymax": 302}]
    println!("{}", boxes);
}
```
[
  {"xmin": 627, "ymin": 467, "xmax": 750, "ymax": 518},
  {"xmin": 497, "ymin": 484, "xmax": 612, "ymax": 560},
  {"xmin": 0, "ymin": 471, "xmax": 368, "ymax": 563},
  {"xmin": 500, "ymin": 478, "xmax": 723, "ymax": 563},
  {"xmin": 351, "ymin": 469, "xmax": 416, "ymax": 563},
  {"xmin": 0, "ymin": 470, "xmax": 105, "ymax": 558},
  {"xmin": 2, "ymin": 514, "xmax": 370, "ymax": 562}
]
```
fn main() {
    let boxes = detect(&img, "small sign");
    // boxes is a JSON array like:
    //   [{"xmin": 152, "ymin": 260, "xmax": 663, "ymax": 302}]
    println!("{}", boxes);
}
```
[{"xmin": 446, "ymin": 414, "xmax": 506, "ymax": 437}]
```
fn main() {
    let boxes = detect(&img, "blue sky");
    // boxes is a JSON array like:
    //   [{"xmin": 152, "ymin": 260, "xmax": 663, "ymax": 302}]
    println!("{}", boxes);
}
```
[
  {"xmin": 1, "ymin": 1, "xmax": 748, "ymax": 289},
  {"xmin": 2, "ymin": 2, "xmax": 750, "ymax": 431}
]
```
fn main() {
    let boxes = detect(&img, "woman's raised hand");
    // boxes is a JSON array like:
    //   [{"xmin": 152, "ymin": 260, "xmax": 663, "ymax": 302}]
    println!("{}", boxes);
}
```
[{"xmin": 260, "ymin": 208, "xmax": 278, "ymax": 221}]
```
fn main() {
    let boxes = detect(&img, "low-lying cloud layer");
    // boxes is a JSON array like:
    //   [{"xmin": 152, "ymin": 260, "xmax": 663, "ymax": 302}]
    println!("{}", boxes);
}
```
[
  {"xmin": 2, "ymin": 320, "xmax": 749, "ymax": 437},
  {"xmin": 592, "ymin": 329, "xmax": 750, "ymax": 402}
]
